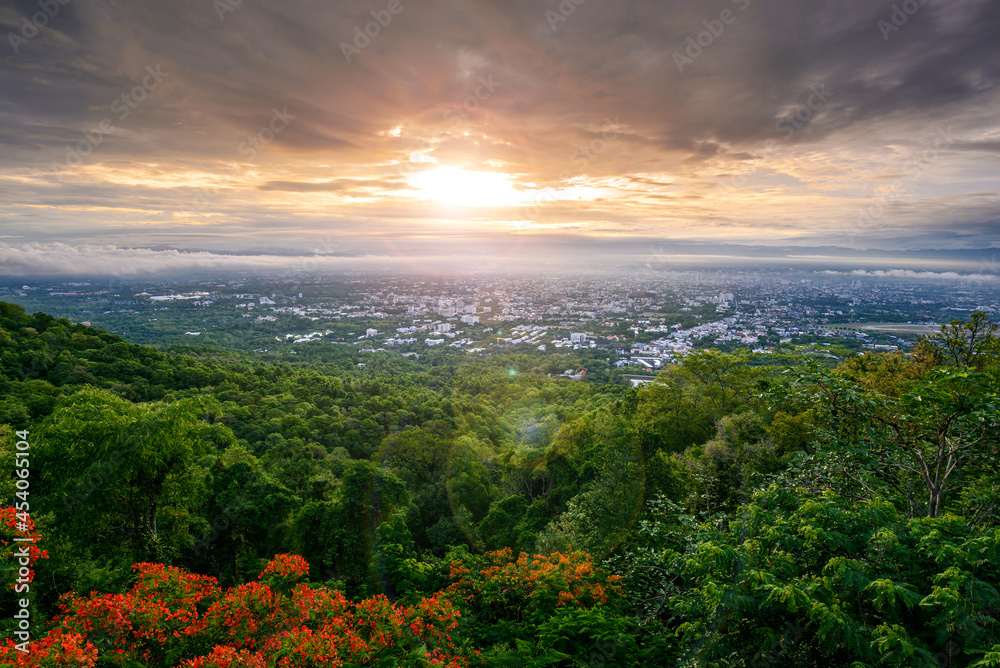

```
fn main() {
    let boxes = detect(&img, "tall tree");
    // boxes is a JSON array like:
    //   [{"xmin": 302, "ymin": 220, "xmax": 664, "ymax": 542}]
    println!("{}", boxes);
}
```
[
  {"xmin": 37, "ymin": 388, "xmax": 236, "ymax": 562},
  {"xmin": 927, "ymin": 311, "xmax": 1000, "ymax": 371},
  {"xmin": 789, "ymin": 364, "xmax": 1000, "ymax": 518}
]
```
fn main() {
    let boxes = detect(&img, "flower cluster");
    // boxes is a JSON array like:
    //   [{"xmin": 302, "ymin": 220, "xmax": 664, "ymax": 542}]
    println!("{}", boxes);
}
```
[
  {"xmin": 0, "ymin": 629, "xmax": 98, "ymax": 667},
  {"xmin": 1, "ymin": 506, "xmax": 49, "ymax": 588},
  {"xmin": 448, "ymin": 548, "xmax": 623, "ymax": 625},
  {"xmin": 0, "ymin": 545, "xmax": 624, "ymax": 666},
  {"xmin": 5, "ymin": 554, "xmax": 469, "ymax": 667},
  {"xmin": 259, "ymin": 553, "xmax": 309, "ymax": 582}
]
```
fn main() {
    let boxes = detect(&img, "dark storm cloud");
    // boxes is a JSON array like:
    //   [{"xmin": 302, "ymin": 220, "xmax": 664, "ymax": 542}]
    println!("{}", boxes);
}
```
[
  {"xmin": 0, "ymin": 0, "xmax": 990, "ymax": 159},
  {"xmin": 0, "ymin": 0, "xmax": 998, "ymax": 255}
]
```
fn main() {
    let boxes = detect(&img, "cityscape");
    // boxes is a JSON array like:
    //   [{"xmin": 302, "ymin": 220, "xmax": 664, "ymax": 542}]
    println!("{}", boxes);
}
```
[{"xmin": 4, "ymin": 267, "xmax": 996, "ymax": 372}]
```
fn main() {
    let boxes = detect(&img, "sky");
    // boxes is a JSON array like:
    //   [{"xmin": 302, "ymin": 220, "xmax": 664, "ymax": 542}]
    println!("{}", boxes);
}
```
[{"xmin": 0, "ymin": 0, "xmax": 999, "ymax": 277}]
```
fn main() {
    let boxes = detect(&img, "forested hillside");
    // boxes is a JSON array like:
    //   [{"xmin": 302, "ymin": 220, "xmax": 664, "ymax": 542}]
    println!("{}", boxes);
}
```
[{"xmin": 2, "ymin": 301, "xmax": 999, "ymax": 666}]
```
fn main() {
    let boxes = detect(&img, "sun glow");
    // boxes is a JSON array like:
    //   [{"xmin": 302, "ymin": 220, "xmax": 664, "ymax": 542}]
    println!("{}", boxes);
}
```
[{"xmin": 405, "ymin": 167, "xmax": 527, "ymax": 207}]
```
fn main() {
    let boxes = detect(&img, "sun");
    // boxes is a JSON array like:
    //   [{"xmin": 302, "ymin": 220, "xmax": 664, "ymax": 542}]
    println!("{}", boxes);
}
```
[{"xmin": 405, "ymin": 166, "xmax": 526, "ymax": 207}]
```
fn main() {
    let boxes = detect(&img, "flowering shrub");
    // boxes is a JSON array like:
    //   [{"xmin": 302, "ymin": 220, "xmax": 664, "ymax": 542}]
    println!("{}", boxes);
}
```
[
  {"xmin": 184, "ymin": 645, "xmax": 267, "ymax": 668},
  {"xmin": 445, "ymin": 549, "xmax": 645, "ymax": 665},
  {"xmin": 0, "ymin": 548, "xmax": 629, "ymax": 666},
  {"xmin": 448, "ymin": 548, "xmax": 623, "ymax": 626},
  {"xmin": 0, "ymin": 629, "xmax": 98, "ymax": 667},
  {"xmin": 201, "ymin": 581, "xmax": 285, "ymax": 650},
  {"xmin": 259, "ymin": 553, "xmax": 309, "ymax": 592},
  {"xmin": 55, "ymin": 562, "xmax": 221, "ymax": 664},
  {"xmin": 1, "ymin": 507, "xmax": 77, "ymax": 666},
  {"xmin": 14, "ymin": 554, "xmax": 469, "ymax": 667},
  {"xmin": 1, "ymin": 507, "xmax": 48, "ymax": 588}
]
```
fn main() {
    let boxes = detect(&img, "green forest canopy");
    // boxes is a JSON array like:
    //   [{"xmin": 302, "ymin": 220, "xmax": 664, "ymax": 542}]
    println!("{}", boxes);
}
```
[{"xmin": 1, "ymin": 301, "xmax": 999, "ymax": 666}]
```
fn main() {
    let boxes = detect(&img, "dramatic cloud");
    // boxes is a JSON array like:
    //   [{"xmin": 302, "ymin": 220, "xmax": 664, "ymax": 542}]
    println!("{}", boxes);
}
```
[{"xmin": 1, "ymin": 0, "xmax": 998, "ymax": 264}]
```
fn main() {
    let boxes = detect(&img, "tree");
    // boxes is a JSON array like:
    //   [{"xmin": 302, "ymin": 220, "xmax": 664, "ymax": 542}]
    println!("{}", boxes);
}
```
[
  {"xmin": 618, "ymin": 484, "xmax": 1000, "ymax": 667},
  {"xmin": 537, "ymin": 411, "xmax": 645, "ymax": 559},
  {"xmin": 681, "ymin": 411, "xmax": 780, "ymax": 515},
  {"xmin": 189, "ymin": 459, "xmax": 297, "ymax": 586},
  {"xmin": 928, "ymin": 311, "xmax": 1000, "ymax": 371},
  {"xmin": 330, "ymin": 460, "xmax": 408, "ymax": 594},
  {"xmin": 36, "ymin": 388, "xmax": 236, "ymax": 562},
  {"xmin": 632, "ymin": 371, "xmax": 714, "ymax": 454},
  {"xmin": 788, "ymin": 364, "xmax": 1000, "ymax": 518},
  {"xmin": 676, "ymin": 349, "xmax": 760, "ymax": 419},
  {"xmin": 373, "ymin": 514, "xmax": 432, "ymax": 599}
]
